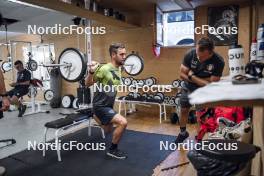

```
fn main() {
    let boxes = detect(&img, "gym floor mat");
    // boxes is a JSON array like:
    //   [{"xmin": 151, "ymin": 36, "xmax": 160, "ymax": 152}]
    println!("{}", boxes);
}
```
[{"xmin": 0, "ymin": 129, "xmax": 175, "ymax": 176}]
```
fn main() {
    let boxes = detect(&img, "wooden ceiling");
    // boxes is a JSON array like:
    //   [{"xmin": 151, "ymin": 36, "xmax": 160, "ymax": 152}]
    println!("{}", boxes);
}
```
[{"xmin": 98, "ymin": 0, "xmax": 251, "ymax": 12}]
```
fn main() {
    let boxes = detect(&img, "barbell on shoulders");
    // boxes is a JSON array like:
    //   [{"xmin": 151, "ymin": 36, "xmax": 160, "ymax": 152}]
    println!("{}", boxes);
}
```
[{"xmin": 35, "ymin": 48, "xmax": 144, "ymax": 82}]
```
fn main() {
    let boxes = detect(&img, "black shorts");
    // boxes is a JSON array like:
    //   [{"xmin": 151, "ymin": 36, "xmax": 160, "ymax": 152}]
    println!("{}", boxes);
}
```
[
  {"xmin": 7, "ymin": 88, "xmax": 29, "ymax": 98},
  {"xmin": 93, "ymin": 107, "xmax": 117, "ymax": 125},
  {"xmin": 180, "ymin": 88, "xmax": 193, "ymax": 108}
]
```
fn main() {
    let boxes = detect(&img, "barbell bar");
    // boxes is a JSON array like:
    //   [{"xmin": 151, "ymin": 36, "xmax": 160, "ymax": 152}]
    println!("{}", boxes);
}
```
[{"xmin": 31, "ymin": 48, "xmax": 144, "ymax": 82}]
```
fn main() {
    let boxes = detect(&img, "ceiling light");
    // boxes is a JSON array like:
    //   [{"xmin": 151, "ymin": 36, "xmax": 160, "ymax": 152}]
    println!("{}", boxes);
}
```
[
  {"xmin": 173, "ymin": 0, "xmax": 193, "ymax": 9},
  {"xmin": 7, "ymin": 0, "xmax": 55, "ymax": 11}
]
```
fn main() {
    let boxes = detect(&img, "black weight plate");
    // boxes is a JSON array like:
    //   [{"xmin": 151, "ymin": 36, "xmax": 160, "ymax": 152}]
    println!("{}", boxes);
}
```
[
  {"xmin": 179, "ymin": 80, "xmax": 185, "ymax": 88},
  {"xmin": 156, "ymin": 92, "xmax": 165, "ymax": 100},
  {"xmin": 72, "ymin": 98, "xmax": 79, "ymax": 109},
  {"xmin": 137, "ymin": 79, "xmax": 144, "ymax": 86},
  {"xmin": 44, "ymin": 89, "xmax": 54, "ymax": 101},
  {"xmin": 169, "ymin": 97, "xmax": 175, "ymax": 105},
  {"xmin": 145, "ymin": 78, "xmax": 154, "ymax": 86},
  {"xmin": 124, "ymin": 77, "xmax": 132, "ymax": 86},
  {"xmin": 61, "ymin": 95, "xmax": 75, "ymax": 108},
  {"xmin": 28, "ymin": 60, "xmax": 38, "ymax": 71},
  {"xmin": 172, "ymin": 79, "xmax": 180, "ymax": 88},
  {"xmin": 151, "ymin": 77, "xmax": 157, "ymax": 85}
]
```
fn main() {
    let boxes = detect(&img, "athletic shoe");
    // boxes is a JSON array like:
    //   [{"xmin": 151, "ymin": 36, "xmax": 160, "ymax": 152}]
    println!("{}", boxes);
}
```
[
  {"xmin": 174, "ymin": 131, "xmax": 189, "ymax": 145},
  {"xmin": 18, "ymin": 105, "xmax": 27, "ymax": 117},
  {"xmin": 0, "ymin": 166, "xmax": 6, "ymax": 176},
  {"xmin": 106, "ymin": 149, "xmax": 127, "ymax": 159}
]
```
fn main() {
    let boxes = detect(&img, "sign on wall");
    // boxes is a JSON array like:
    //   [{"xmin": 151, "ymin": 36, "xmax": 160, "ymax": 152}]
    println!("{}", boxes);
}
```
[{"xmin": 208, "ymin": 5, "xmax": 239, "ymax": 46}]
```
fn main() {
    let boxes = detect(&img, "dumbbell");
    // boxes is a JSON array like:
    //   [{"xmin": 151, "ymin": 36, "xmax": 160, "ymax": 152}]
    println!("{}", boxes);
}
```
[
  {"xmin": 137, "ymin": 79, "xmax": 145, "ymax": 87},
  {"xmin": 141, "ymin": 93, "xmax": 148, "ymax": 102},
  {"xmin": 164, "ymin": 96, "xmax": 170, "ymax": 104},
  {"xmin": 121, "ymin": 77, "xmax": 125, "ymax": 84},
  {"xmin": 125, "ymin": 92, "xmax": 134, "ymax": 100},
  {"xmin": 179, "ymin": 80, "xmax": 185, "ymax": 88},
  {"xmin": 172, "ymin": 79, "xmax": 180, "ymax": 88},
  {"xmin": 133, "ymin": 92, "xmax": 142, "ymax": 101},
  {"xmin": 131, "ymin": 79, "xmax": 138, "ymax": 87},
  {"xmin": 123, "ymin": 77, "xmax": 133, "ymax": 86},
  {"xmin": 169, "ymin": 96, "xmax": 175, "ymax": 105},
  {"xmin": 146, "ymin": 94, "xmax": 154, "ymax": 102},
  {"xmin": 153, "ymin": 92, "xmax": 165, "ymax": 103},
  {"xmin": 145, "ymin": 77, "xmax": 157, "ymax": 86}
]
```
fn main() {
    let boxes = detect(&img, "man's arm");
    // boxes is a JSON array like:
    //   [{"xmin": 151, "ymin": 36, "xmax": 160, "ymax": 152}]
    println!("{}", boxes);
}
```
[
  {"xmin": 190, "ymin": 58, "xmax": 225, "ymax": 87},
  {"xmin": 180, "ymin": 64, "xmax": 192, "ymax": 82},
  {"xmin": 0, "ymin": 70, "xmax": 10, "ymax": 111},
  {"xmin": 180, "ymin": 64, "xmax": 212, "ymax": 84},
  {"xmin": 85, "ymin": 61, "xmax": 101, "ymax": 87},
  {"xmin": 16, "ymin": 81, "xmax": 30, "ymax": 86},
  {"xmin": 188, "ymin": 71, "xmax": 221, "ymax": 87},
  {"xmin": 0, "ymin": 70, "xmax": 6, "ymax": 94},
  {"xmin": 85, "ymin": 73, "xmax": 94, "ymax": 87}
]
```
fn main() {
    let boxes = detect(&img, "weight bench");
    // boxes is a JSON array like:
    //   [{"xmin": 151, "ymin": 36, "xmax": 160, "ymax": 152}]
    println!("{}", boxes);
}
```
[{"xmin": 43, "ymin": 111, "xmax": 105, "ymax": 161}]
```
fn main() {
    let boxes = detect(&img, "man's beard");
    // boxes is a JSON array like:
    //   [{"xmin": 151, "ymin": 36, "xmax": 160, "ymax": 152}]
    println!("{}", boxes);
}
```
[{"xmin": 117, "ymin": 60, "xmax": 124, "ymax": 66}]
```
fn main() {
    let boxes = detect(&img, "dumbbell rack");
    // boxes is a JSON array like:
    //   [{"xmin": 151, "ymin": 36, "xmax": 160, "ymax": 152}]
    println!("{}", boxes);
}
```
[
  {"xmin": 116, "ymin": 84, "xmax": 183, "ymax": 123},
  {"xmin": 116, "ymin": 98, "xmax": 166, "ymax": 123}
]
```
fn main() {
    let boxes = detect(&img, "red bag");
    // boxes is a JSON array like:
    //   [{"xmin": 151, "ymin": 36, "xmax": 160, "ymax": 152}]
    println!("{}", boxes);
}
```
[
  {"xmin": 196, "ymin": 107, "xmax": 246, "ymax": 141},
  {"xmin": 214, "ymin": 106, "xmax": 245, "ymax": 123},
  {"xmin": 196, "ymin": 108, "xmax": 217, "ymax": 141}
]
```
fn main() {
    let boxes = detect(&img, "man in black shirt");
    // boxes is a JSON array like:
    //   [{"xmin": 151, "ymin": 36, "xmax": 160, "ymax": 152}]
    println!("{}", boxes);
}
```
[
  {"xmin": 6, "ymin": 60, "xmax": 31, "ymax": 117},
  {"xmin": 175, "ymin": 37, "xmax": 225, "ymax": 144}
]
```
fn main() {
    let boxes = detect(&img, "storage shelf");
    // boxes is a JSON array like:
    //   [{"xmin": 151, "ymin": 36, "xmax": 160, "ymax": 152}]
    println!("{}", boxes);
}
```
[{"xmin": 20, "ymin": 0, "xmax": 139, "ymax": 28}]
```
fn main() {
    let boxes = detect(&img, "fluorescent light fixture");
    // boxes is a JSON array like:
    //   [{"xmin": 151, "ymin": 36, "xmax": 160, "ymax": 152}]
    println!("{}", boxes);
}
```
[
  {"xmin": 7, "ymin": 0, "xmax": 56, "ymax": 11},
  {"xmin": 173, "ymin": 0, "xmax": 193, "ymax": 9}
]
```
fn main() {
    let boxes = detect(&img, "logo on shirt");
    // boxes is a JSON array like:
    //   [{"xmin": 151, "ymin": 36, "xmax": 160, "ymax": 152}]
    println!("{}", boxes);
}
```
[
  {"xmin": 108, "ymin": 109, "xmax": 115, "ymax": 114},
  {"xmin": 110, "ymin": 71, "xmax": 120, "ymax": 81},
  {"xmin": 207, "ymin": 64, "xmax": 214, "ymax": 71},
  {"xmin": 191, "ymin": 59, "xmax": 198, "ymax": 68}
]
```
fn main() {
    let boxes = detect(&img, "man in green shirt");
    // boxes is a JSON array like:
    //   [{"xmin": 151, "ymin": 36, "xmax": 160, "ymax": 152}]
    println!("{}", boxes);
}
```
[{"xmin": 85, "ymin": 43, "xmax": 127, "ymax": 159}]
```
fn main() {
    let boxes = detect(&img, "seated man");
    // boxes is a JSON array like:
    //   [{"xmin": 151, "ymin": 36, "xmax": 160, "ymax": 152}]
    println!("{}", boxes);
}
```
[
  {"xmin": 7, "ymin": 60, "xmax": 31, "ymax": 117},
  {"xmin": 85, "ymin": 43, "xmax": 128, "ymax": 159}
]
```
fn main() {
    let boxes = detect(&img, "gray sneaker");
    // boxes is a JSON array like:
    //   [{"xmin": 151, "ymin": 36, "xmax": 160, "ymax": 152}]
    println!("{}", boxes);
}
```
[{"xmin": 106, "ymin": 149, "xmax": 127, "ymax": 159}]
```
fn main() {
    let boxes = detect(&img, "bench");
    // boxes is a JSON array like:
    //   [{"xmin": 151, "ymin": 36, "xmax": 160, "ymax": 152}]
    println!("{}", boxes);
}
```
[{"xmin": 43, "ymin": 109, "xmax": 105, "ymax": 161}]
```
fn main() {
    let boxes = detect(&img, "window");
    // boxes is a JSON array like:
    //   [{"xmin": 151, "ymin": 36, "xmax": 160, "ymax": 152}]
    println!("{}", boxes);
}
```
[{"xmin": 156, "ymin": 8, "xmax": 195, "ymax": 47}]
